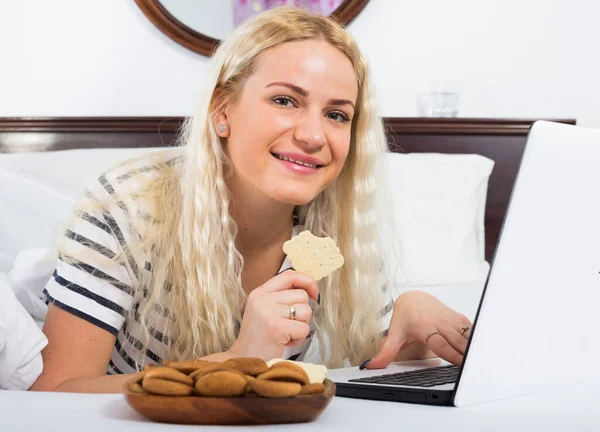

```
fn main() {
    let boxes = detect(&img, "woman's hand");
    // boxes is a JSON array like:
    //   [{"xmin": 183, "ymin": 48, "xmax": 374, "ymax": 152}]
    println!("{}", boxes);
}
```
[
  {"xmin": 364, "ymin": 290, "xmax": 472, "ymax": 370},
  {"xmin": 228, "ymin": 270, "xmax": 319, "ymax": 361}
]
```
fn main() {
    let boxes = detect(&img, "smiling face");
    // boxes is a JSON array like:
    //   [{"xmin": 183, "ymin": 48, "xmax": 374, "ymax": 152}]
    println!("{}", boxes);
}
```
[{"xmin": 215, "ymin": 40, "xmax": 358, "ymax": 205}]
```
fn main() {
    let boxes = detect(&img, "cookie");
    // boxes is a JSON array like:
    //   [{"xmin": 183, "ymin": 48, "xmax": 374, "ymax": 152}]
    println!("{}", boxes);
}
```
[
  {"xmin": 194, "ymin": 369, "xmax": 248, "ymax": 397},
  {"xmin": 134, "ymin": 364, "xmax": 158, "ymax": 383},
  {"xmin": 299, "ymin": 383, "xmax": 325, "ymax": 395},
  {"xmin": 258, "ymin": 366, "xmax": 309, "ymax": 385},
  {"xmin": 224, "ymin": 357, "xmax": 269, "ymax": 376},
  {"xmin": 266, "ymin": 359, "xmax": 328, "ymax": 384},
  {"xmin": 162, "ymin": 359, "xmax": 215, "ymax": 375},
  {"xmin": 282, "ymin": 230, "xmax": 344, "ymax": 281},
  {"xmin": 142, "ymin": 377, "xmax": 194, "ymax": 396},
  {"xmin": 189, "ymin": 363, "xmax": 232, "ymax": 380},
  {"xmin": 127, "ymin": 381, "xmax": 146, "ymax": 394},
  {"xmin": 132, "ymin": 357, "xmax": 327, "ymax": 399},
  {"xmin": 143, "ymin": 366, "xmax": 194, "ymax": 386},
  {"xmin": 247, "ymin": 377, "xmax": 302, "ymax": 398},
  {"xmin": 269, "ymin": 361, "xmax": 309, "ymax": 378}
]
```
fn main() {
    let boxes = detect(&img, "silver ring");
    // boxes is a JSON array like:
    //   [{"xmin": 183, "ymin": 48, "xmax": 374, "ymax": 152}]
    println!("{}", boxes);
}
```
[
  {"xmin": 425, "ymin": 330, "xmax": 440, "ymax": 343},
  {"xmin": 289, "ymin": 304, "xmax": 296, "ymax": 320}
]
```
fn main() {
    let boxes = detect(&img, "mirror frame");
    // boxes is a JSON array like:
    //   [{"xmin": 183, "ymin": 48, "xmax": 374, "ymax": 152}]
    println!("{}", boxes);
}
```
[{"xmin": 135, "ymin": 0, "xmax": 370, "ymax": 56}]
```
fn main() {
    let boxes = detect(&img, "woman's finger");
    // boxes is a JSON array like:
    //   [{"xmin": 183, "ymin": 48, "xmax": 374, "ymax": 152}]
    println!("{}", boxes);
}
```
[
  {"xmin": 260, "ymin": 270, "xmax": 319, "ymax": 301},
  {"xmin": 437, "ymin": 325, "xmax": 468, "ymax": 356},
  {"xmin": 276, "ymin": 303, "xmax": 312, "ymax": 323},
  {"xmin": 459, "ymin": 323, "xmax": 472, "ymax": 339},
  {"xmin": 425, "ymin": 332, "xmax": 463, "ymax": 366},
  {"xmin": 287, "ymin": 337, "xmax": 308, "ymax": 347},
  {"xmin": 271, "ymin": 289, "xmax": 310, "ymax": 306},
  {"xmin": 279, "ymin": 319, "xmax": 311, "ymax": 344},
  {"xmin": 364, "ymin": 304, "xmax": 409, "ymax": 370}
]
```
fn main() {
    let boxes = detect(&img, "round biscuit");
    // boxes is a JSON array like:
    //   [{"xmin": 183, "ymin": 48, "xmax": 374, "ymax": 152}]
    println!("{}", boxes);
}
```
[
  {"xmin": 258, "ymin": 367, "xmax": 309, "ymax": 385},
  {"xmin": 269, "ymin": 361, "xmax": 310, "ymax": 380},
  {"xmin": 144, "ymin": 366, "xmax": 194, "ymax": 386},
  {"xmin": 127, "ymin": 381, "xmax": 146, "ymax": 394},
  {"xmin": 194, "ymin": 369, "xmax": 248, "ymax": 397},
  {"xmin": 189, "ymin": 364, "xmax": 233, "ymax": 380},
  {"xmin": 162, "ymin": 359, "xmax": 216, "ymax": 375},
  {"xmin": 248, "ymin": 378, "xmax": 301, "ymax": 398},
  {"xmin": 224, "ymin": 357, "xmax": 269, "ymax": 376},
  {"xmin": 142, "ymin": 377, "xmax": 194, "ymax": 396},
  {"xmin": 299, "ymin": 383, "xmax": 325, "ymax": 395}
]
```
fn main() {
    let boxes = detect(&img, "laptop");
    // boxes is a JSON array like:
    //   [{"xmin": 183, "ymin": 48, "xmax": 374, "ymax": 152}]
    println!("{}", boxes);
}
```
[{"xmin": 327, "ymin": 121, "xmax": 600, "ymax": 406}]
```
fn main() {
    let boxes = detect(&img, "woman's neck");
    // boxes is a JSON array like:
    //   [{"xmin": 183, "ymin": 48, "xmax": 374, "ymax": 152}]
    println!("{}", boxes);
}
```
[{"xmin": 228, "ymin": 180, "xmax": 295, "ymax": 256}]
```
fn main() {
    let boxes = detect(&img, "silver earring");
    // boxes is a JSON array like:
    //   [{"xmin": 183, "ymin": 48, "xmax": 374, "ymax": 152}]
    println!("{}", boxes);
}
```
[{"xmin": 218, "ymin": 123, "xmax": 227, "ymax": 133}]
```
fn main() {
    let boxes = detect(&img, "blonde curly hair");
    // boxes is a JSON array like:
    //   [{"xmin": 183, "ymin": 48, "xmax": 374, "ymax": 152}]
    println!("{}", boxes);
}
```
[{"xmin": 72, "ymin": 6, "xmax": 390, "ymax": 369}]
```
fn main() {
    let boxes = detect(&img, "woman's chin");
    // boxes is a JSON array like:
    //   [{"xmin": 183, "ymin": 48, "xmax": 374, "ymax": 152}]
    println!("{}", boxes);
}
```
[{"xmin": 270, "ymin": 191, "xmax": 317, "ymax": 207}]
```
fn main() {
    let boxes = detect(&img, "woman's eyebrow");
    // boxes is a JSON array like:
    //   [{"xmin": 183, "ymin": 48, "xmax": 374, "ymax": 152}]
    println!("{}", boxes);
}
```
[
  {"xmin": 266, "ymin": 81, "xmax": 308, "ymax": 97},
  {"xmin": 329, "ymin": 99, "xmax": 355, "ymax": 109},
  {"xmin": 265, "ymin": 81, "xmax": 355, "ymax": 109}
]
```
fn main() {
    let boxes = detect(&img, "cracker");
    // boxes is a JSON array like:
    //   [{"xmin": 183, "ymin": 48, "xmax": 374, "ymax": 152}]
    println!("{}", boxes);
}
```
[{"xmin": 282, "ymin": 230, "xmax": 344, "ymax": 280}]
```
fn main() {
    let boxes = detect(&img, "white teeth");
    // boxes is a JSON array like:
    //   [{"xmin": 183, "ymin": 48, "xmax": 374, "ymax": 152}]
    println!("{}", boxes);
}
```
[{"xmin": 274, "ymin": 154, "xmax": 318, "ymax": 168}]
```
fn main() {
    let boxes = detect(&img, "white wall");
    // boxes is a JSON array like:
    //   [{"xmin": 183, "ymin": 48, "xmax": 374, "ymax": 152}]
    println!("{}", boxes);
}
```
[{"xmin": 1, "ymin": 0, "xmax": 599, "ymax": 127}]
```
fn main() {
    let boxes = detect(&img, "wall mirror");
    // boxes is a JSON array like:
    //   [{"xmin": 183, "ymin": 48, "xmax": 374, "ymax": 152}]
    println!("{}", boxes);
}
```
[{"xmin": 135, "ymin": 0, "xmax": 370, "ymax": 56}]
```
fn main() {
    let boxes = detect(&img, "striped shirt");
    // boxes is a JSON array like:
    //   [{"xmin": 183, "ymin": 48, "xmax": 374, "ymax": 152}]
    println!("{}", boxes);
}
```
[{"xmin": 43, "ymin": 152, "xmax": 394, "ymax": 374}]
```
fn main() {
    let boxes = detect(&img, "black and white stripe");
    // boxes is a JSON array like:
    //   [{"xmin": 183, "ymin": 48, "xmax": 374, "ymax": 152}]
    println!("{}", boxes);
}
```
[{"xmin": 43, "ymin": 153, "xmax": 393, "ymax": 373}]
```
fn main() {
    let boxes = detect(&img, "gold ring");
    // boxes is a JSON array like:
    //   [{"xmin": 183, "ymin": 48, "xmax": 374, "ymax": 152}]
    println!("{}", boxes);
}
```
[
  {"xmin": 289, "ymin": 304, "xmax": 296, "ymax": 320},
  {"xmin": 425, "ymin": 330, "xmax": 439, "ymax": 343},
  {"xmin": 460, "ymin": 325, "xmax": 471, "ymax": 336}
]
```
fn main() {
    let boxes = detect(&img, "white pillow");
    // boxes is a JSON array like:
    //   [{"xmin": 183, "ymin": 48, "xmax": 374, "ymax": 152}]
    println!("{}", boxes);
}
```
[
  {"xmin": 0, "ymin": 147, "xmax": 159, "ymax": 195},
  {"xmin": 0, "ymin": 170, "xmax": 75, "ymax": 273},
  {"xmin": 376, "ymin": 152, "xmax": 494, "ymax": 288},
  {"xmin": 0, "ymin": 148, "xmax": 160, "ymax": 271},
  {"xmin": 0, "ymin": 148, "xmax": 494, "ymax": 290}
]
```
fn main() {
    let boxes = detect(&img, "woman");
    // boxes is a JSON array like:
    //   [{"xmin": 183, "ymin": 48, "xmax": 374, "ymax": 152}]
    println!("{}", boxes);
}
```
[{"xmin": 31, "ymin": 7, "xmax": 472, "ymax": 394}]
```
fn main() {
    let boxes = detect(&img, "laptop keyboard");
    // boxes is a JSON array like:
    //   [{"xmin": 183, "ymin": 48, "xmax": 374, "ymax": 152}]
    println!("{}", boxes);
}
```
[{"xmin": 348, "ymin": 364, "xmax": 459, "ymax": 388}]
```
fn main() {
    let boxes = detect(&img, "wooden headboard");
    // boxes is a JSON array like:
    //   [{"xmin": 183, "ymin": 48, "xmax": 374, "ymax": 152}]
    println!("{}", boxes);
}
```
[{"xmin": 0, "ymin": 117, "xmax": 576, "ymax": 261}]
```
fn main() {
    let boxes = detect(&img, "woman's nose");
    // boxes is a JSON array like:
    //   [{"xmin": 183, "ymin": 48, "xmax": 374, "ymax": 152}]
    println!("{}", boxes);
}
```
[{"xmin": 293, "ymin": 113, "xmax": 326, "ymax": 151}]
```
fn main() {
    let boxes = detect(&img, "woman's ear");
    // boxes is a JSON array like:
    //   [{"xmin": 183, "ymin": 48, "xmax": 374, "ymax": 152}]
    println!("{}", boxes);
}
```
[{"xmin": 213, "ymin": 111, "xmax": 230, "ymax": 138}]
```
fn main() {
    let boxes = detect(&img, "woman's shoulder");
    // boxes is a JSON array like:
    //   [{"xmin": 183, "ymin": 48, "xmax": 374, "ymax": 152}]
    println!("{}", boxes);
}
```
[
  {"xmin": 83, "ymin": 148, "xmax": 184, "ymax": 203},
  {"xmin": 102, "ymin": 147, "xmax": 183, "ymax": 187},
  {"xmin": 72, "ymin": 148, "xmax": 184, "ymax": 242}
]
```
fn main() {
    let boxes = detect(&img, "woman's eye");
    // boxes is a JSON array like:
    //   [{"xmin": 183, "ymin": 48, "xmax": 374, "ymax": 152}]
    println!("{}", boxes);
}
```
[
  {"xmin": 328, "ymin": 111, "xmax": 350, "ymax": 123},
  {"xmin": 272, "ymin": 96, "xmax": 296, "ymax": 107}
]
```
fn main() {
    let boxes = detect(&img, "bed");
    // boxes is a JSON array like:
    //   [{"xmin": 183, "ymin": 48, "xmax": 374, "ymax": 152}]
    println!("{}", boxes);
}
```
[
  {"xmin": 0, "ymin": 116, "xmax": 576, "ymax": 261},
  {"xmin": 0, "ymin": 116, "xmax": 576, "ymax": 321}
]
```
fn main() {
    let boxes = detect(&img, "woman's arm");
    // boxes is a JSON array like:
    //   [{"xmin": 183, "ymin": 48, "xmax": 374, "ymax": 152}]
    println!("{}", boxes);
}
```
[
  {"xmin": 29, "ymin": 305, "xmax": 127, "ymax": 393},
  {"xmin": 30, "ymin": 306, "xmax": 237, "ymax": 394}
]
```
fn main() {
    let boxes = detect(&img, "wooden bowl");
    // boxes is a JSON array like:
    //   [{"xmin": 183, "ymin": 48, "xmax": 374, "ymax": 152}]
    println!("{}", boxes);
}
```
[{"xmin": 122, "ymin": 378, "xmax": 336, "ymax": 425}]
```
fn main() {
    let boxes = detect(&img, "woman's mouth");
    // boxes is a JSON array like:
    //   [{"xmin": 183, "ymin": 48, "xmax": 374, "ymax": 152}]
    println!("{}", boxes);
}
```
[
  {"xmin": 271, "ymin": 152, "xmax": 325, "ymax": 175},
  {"xmin": 272, "ymin": 153, "xmax": 321, "ymax": 169}
]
